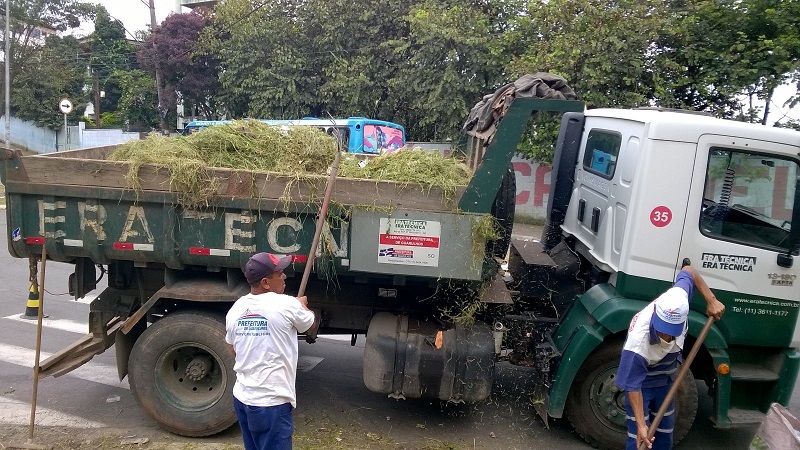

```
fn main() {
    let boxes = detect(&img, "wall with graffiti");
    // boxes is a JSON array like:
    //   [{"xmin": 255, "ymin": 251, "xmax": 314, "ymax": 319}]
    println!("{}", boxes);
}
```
[
  {"xmin": 512, "ymin": 155, "xmax": 551, "ymax": 222},
  {"xmin": 407, "ymin": 143, "xmax": 551, "ymax": 222}
]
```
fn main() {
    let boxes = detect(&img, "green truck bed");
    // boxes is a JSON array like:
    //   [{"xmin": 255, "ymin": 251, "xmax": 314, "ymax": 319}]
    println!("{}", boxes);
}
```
[{"xmin": 1, "ymin": 145, "xmax": 489, "ymax": 283}]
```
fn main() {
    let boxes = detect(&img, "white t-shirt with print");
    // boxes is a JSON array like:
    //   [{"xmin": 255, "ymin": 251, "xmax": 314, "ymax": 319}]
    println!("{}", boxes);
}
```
[{"xmin": 225, "ymin": 292, "xmax": 315, "ymax": 408}]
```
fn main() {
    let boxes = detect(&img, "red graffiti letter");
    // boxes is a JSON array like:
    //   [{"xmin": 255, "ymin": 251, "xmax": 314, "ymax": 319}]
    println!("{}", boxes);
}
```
[
  {"xmin": 534, "ymin": 165, "xmax": 552, "ymax": 207},
  {"xmin": 513, "ymin": 161, "xmax": 531, "ymax": 205}
]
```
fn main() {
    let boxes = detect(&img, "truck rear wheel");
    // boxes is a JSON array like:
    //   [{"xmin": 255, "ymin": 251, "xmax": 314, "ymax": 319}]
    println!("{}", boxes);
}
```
[
  {"xmin": 565, "ymin": 341, "xmax": 698, "ymax": 450},
  {"xmin": 128, "ymin": 311, "xmax": 236, "ymax": 437}
]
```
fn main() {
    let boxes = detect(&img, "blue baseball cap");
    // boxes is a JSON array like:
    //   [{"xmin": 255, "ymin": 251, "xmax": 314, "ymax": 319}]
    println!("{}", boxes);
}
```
[{"xmin": 652, "ymin": 288, "xmax": 689, "ymax": 337}]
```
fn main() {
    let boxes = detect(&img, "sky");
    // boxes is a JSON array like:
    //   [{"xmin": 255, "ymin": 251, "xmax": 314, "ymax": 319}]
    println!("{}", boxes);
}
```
[{"xmin": 768, "ymin": 84, "xmax": 799, "ymax": 124}]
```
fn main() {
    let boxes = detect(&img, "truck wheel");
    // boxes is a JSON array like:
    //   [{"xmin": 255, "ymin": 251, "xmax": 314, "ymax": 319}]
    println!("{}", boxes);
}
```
[
  {"xmin": 491, "ymin": 164, "xmax": 516, "ymax": 259},
  {"xmin": 565, "ymin": 341, "xmax": 698, "ymax": 450},
  {"xmin": 128, "ymin": 311, "xmax": 236, "ymax": 437}
]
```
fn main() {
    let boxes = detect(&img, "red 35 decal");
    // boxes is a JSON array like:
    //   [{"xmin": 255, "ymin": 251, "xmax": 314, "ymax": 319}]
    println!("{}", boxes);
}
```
[{"xmin": 650, "ymin": 206, "xmax": 672, "ymax": 227}]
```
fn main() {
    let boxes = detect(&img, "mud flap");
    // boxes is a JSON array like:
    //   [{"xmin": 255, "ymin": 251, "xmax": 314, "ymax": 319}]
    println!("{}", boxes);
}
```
[
  {"xmin": 116, "ymin": 316, "xmax": 147, "ymax": 380},
  {"xmin": 533, "ymin": 383, "xmax": 550, "ymax": 428}
]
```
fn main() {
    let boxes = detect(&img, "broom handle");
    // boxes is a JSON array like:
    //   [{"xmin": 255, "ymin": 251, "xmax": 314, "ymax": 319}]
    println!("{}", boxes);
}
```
[
  {"xmin": 299, "ymin": 150, "xmax": 342, "ymax": 341},
  {"xmin": 28, "ymin": 244, "xmax": 47, "ymax": 441},
  {"xmin": 638, "ymin": 315, "xmax": 716, "ymax": 450}
]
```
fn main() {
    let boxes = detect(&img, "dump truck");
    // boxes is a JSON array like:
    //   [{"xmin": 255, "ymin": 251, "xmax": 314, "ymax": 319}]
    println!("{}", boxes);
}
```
[{"xmin": 2, "ymin": 81, "xmax": 800, "ymax": 448}]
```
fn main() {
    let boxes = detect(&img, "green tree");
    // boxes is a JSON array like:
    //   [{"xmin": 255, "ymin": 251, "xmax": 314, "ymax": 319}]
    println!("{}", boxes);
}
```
[
  {"xmin": 299, "ymin": 0, "xmax": 414, "ymax": 121},
  {"xmin": 90, "ymin": 7, "xmax": 137, "ymax": 121},
  {"xmin": 114, "ymin": 69, "xmax": 159, "ymax": 130},
  {"xmin": 507, "ymin": 0, "xmax": 665, "ymax": 109},
  {"xmin": 1, "ymin": 0, "xmax": 96, "ymax": 127},
  {"xmin": 12, "ymin": 34, "xmax": 87, "ymax": 129},
  {"xmin": 3, "ymin": 0, "xmax": 96, "ymax": 71},
  {"xmin": 199, "ymin": 0, "xmax": 316, "ymax": 118},
  {"xmin": 501, "ymin": 0, "xmax": 668, "ymax": 161},
  {"xmin": 138, "ymin": 11, "xmax": 220, "ymax": 121},
  {"xmin": 389, "ymin": 0, "xmax": 510, "ymax": 141},
  {"xmin": 656, "ymin": 0, "xmax": 800, "ymax": 123},
  {"xmin": 199, "ymin": 0, "xmax": 510, "ymax": 141},
  {"xmin": 195, "ymin": 0, "xmax": 800, "ymax": 153}
]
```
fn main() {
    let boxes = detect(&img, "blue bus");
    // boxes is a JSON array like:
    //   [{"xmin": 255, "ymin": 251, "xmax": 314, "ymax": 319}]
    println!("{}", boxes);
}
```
[{"xmin": 181, "ymin": 117, "xmax": 406, "ymax": 154}]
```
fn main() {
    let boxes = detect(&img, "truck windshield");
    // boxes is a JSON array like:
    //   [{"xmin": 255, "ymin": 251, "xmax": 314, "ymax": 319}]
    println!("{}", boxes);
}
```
[{"xmin": 701, "ymin": 148, "xmax": 798, "ymax": 251}]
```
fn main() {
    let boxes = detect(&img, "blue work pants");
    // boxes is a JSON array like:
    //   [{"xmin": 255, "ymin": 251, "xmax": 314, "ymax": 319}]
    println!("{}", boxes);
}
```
[
  {"xmin": 625, "ymin": 383, "xmax": 675, "ymax": 450},
  {"xmin": 233, "ymin": 396, "xmax": 293, "ymax": 450}
]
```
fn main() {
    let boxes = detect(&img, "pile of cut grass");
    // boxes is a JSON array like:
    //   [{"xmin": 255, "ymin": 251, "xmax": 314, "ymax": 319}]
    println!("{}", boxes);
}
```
[
  {"xmin": 108, "ymin": 133, "xmax": 215, "ymax": 205},
  {"xmin": 338, "ymin": 148, "xmax": 472, "ymax": 199},
  {"xmin": 110, "ymin": 120, "xmax": 471, "ymax": 205},
  {"xmin": 111, "ymin": 120, "xmax": 337, "ymax": 175},
  {"xmin": 185, "ymin": 120, "xmax": 336, "ymax": 174}
]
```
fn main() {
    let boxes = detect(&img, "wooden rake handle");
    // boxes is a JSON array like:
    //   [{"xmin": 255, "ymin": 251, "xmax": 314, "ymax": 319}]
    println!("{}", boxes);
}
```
[
  {"xmin": 301, "ymin": 150, "xmax": 342, "ymax": 343},
  {"xmin": 638, "ymin": 315, "xmax": 716, "ymax": 450}
]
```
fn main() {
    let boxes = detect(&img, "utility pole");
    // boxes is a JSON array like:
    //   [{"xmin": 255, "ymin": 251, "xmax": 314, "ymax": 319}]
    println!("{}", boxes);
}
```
[
  {"xmin": 94, "ymin": 73, "xmax": 101, "ymax": 128},
  {"xmin": 148, "ymin": 0, "xmax": 168, "ymax": 133},
  {"xmin": 5, "ymin": 0, "xmax": 10, "ymax": 147}
]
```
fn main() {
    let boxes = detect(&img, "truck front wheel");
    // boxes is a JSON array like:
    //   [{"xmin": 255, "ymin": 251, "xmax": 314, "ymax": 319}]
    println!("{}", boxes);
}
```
[
  {"xmin": 564, "ymin": 341, "xmax": 698, "ymax": 450},
  {"xmin": 128, "ymin": 311, "xmax": 237, "ymax": 437}
]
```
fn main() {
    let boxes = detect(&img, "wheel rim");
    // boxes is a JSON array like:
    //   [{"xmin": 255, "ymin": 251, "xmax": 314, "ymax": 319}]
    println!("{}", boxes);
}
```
[
  {"xmin": 155, "ymin": 342, "xmax": 228, "ymax": 412},
  {"xmin": 588, "ymin": 366, "xmax": 627, "ymax": 431}
]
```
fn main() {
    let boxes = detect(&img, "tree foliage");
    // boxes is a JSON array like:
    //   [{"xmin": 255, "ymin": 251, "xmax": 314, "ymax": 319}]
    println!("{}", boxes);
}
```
[
  {"xmin": 656, "ymin": 0, "xmax": 800, "ymax": 123},
  {"xmin": 300, "ymin": 0, "xmax": 415, "ymax": 122},
  {"xmin": 199, "ymin": 0, "xmax": 509, "ymax": 140},
  {"xmin": 11, "ymin": 34, "xmax": 87, "ymax": 128},
  {"xmin": 507, "ymin": 0, "xmax": 666, "ymax": 109},
  {"xmin": 114, "ymin": 69, "xmax": 160, "ymax": 130},
  {"xmin": 90, "ymin": 7, "xmax": 137, "ymax": 116},
  {"xmin": 5, "ymin": 4, "xmax": 142, "ymax": 129},
  {"xmin": 198, "ymin": 0, "xmax": 314, "ymax": 118},
  {"xmin": 5, "ymin": 0, "xmax": 799, "ymax": 147},
  {"xmin": 391, "ymin": 0, "xmax": 510, "ymax": 141},
  {"xmin": 5, "ymin": 0, "xmax": 95, "ymax": 66},
  {"xmin": 138, "ymin": 11, "xmax": 220, "ymax": 120},
  {"xmin": 1, "ymin": 0, "xmax": 96, "ymax": 128}
]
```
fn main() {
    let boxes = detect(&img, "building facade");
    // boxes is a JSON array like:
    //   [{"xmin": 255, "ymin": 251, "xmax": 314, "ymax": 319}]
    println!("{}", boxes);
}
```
[{"xmin": 180, "ymin": 0, "xmax": 218, "ymax": 8}]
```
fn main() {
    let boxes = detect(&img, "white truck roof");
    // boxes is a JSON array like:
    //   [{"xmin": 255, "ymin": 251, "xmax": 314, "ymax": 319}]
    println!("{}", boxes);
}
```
[{"xmin": 586, "ymin": 108, "xmax": 800, "ymax": 147}]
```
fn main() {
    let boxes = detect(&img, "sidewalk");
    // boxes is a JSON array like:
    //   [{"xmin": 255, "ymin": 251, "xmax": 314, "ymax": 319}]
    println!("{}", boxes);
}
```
[{"xmin": 512, "ymin": 221, "xmax": 543, "ymax": 240}]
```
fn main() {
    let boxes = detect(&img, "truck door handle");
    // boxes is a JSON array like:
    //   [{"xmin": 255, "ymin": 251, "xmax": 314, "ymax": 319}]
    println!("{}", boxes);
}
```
[
  {"xmin": 777, "ymin": 253, "xmax": 794, "ymax": 268},
  {"xmin": 591, "ymin": 208, "xmax": 601, "ymax": 233},
  {"xmin": 578, "ymin": 199, "xmax": 586, "ymax": 222}
]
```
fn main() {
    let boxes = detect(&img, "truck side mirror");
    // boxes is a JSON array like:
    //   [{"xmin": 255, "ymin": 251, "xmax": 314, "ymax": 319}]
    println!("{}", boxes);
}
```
[{"xmin": 778, "ymin": 176, "xmax": 800, "ymax": 268}]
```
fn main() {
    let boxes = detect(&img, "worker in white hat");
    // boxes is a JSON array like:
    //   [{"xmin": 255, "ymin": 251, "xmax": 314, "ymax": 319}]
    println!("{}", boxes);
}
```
[{"xmin": 616, "ymin": 263, "xmax": 725, "ymax": 450}]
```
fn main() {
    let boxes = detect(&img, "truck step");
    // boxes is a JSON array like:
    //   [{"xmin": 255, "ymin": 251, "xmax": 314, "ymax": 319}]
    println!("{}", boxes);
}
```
[
  {"xmin": 726, "ymin": 408, "xmax": 767, "ymax": 426},
  {"xmin": 507, "ymin": 238, "xmax": 581, "ymax": 313},
  {"xmin": 730, "ymin": 363, "xmax": 780, "ymax": 381},
  {"xmin": 39, "ymin": 318, "xmax": 122, "ymax": 378}
]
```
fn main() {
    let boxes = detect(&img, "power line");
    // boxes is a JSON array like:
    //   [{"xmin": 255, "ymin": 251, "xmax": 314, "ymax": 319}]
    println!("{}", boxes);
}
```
[{"xmin": 769, "ymin": 98, "xmax": 799, "ymax": 122}]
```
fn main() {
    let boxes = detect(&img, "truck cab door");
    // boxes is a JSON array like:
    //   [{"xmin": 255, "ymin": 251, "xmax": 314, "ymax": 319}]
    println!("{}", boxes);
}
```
[{"xmin": 680, "ymin": 134, "xmax": 800, "ymax": 348}]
